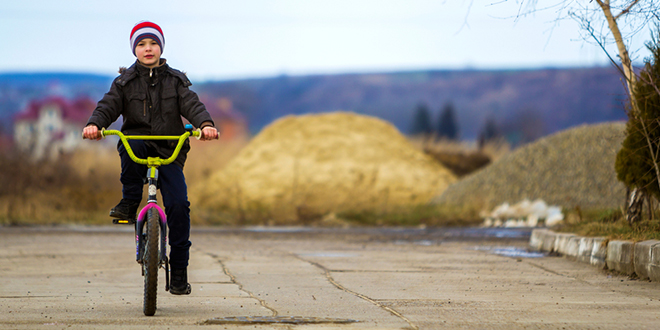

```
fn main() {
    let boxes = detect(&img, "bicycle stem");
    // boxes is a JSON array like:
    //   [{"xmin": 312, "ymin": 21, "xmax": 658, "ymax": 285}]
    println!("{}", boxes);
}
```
[{"xmin": 147, "ymin": 167, "xmax": 159, "ymax": 204}]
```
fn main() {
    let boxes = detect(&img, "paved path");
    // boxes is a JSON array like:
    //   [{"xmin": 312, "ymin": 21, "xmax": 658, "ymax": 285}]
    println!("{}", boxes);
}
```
[{"xmin": 1, "ymin": 226, "xmax": 660, "ymax": 329}]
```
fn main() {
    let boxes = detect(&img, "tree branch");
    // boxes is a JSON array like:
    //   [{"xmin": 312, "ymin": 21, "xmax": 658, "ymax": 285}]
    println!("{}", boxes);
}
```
[
  {"xmin": 641, "ymin": 70, "xmax": 660, "ymax": 99},
  {"xmin": 585, "ymin": 22, "xmax": 628, "ymax": 79},
  {"xmin": 615, "ymin": 0, "xmax": 642, "ymax": 20}
]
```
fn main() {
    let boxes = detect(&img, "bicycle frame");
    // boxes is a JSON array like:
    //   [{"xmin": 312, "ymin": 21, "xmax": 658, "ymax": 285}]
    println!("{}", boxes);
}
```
[{"xmin": 100, "ymin": 126, "xmax": 201, "ymax": 291}]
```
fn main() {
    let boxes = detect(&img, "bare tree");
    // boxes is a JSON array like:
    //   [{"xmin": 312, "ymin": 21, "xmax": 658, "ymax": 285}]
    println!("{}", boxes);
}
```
[
  {"xmin": 495, "ymin": 1, "xmax": 659, "ymax": 222},
  {"xmin": 581, "ymin": 1, "xmax": 660, "ymax": 222},
  {"xmin": 573, "ymin": 2, "xmax": 660, "ymax": 199},
  {"xmin": 503, "ymin": 1, "xmax": 657, "ymax": 103}
]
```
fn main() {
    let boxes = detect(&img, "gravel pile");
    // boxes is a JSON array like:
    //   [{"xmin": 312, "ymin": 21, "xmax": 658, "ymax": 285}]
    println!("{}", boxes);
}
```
[{"xmin": 433, "ymin": 122, "xmax": 627, "ymax": 211}]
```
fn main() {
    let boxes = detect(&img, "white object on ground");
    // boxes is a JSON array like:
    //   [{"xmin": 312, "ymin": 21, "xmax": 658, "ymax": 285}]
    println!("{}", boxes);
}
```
[{"xmin": 481, "ymin": 198, "xmax": 563, "ymax": 228}]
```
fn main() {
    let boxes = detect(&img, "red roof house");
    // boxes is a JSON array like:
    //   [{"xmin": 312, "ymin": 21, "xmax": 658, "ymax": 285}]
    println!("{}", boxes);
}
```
[{"xmin": 14, "ymin": 96, "xmax": 95, "ymax": 160}]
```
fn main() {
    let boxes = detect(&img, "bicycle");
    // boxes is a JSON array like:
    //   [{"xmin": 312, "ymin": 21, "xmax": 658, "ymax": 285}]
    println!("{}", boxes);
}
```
[{"xmin": 85, "ymin": 124, "xmax": 202, "ymax": 316}]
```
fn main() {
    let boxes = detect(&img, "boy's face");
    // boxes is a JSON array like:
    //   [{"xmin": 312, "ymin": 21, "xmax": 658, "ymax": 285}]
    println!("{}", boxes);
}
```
[{"xmin": 135, "ymin": 38, "xmax": 161, "ymax": 68}]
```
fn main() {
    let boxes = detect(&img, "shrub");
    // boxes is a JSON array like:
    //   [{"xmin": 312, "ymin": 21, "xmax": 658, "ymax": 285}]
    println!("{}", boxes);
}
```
[{"xmin": 615, "ymin": 30, "xmax": 660, "ymax": 199}]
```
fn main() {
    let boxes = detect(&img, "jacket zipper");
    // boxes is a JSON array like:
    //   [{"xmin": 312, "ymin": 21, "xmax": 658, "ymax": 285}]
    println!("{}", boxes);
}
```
[{"xmin": 146, "ymin": 68, "xmax": 153, "ymax": 116}]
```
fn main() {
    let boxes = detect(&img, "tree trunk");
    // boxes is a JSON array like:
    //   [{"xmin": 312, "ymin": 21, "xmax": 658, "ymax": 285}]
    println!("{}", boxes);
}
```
[
  {"xmin": 596, "ymin": 0, "xmax": 638, "ymax": 112},
  {"xmin": 627, "ymin": 188, "xmax": 644, "ymax": 225}
]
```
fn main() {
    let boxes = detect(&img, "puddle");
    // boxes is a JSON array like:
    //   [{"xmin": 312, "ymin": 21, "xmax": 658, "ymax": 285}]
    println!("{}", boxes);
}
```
[
  {"xmin": 472, "ymin": 246, "xmax": 547, "ymax": 258},
  {"xmin": 244, "ymin": 226, "xmax": 311, "ymax": 233},
  {"xmin": 492, "ymin": 247, "xmax": 547, "ymax": 258},
  {"xmin": 395, "ymin": 240, "xmax": 435, "ymax": 246},
  {"xmin": 203, "ymin": 316, "xmax": 358, "ymax": 325},
  {"xmin": 298, "ymin": 252, "xmax": 358, "ymax": 258},
  {"xmin": 456, "ymin": 228, "xmax": 533, "ymax": 239}
]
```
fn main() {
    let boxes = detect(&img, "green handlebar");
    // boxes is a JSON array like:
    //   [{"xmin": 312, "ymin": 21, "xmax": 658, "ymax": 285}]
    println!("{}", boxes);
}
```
[{"xmin": 101, "ymin": 129, "xmax": 200, "ymax": 167}]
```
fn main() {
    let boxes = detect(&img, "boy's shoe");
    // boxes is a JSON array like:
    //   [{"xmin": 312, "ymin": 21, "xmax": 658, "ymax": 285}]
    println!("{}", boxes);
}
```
[
  {"xmin": 109, "ymin": 199, "xmax": 140, "ymax": 220},
  {"xmin": 170, "ymin": 268, "xmax": 192, "ymax": 295}
]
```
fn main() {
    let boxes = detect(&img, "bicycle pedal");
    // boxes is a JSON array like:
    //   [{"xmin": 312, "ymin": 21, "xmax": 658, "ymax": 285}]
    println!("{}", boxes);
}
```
[{"xmin": 112, "ymin": 219, "xmax": 136, "ymax": 225}]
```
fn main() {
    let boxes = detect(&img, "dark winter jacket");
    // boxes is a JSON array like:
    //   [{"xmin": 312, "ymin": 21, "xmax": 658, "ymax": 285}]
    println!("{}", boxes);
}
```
[{"xmin": 87, "ymin": 59, "xmax": 213, "ymax": 168}]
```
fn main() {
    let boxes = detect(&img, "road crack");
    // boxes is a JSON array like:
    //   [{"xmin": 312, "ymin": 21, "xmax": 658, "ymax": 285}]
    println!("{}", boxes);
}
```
[
  {"xmin": 296, "ymin": 255, "xmax": 419, "ymax": 330},
  {"xmin": 525, "ymin": 260, "xmax": 593, "ymax": 285},
  {"xmin": 203, "ymin": 252, "xmax": 278, "ymax": 316}
]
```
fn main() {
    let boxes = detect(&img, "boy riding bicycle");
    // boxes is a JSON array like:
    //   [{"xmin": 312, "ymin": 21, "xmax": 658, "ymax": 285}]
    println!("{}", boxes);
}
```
[{"xmin": 82, "ymin": 21, "xmax": 218, "ymax": 295}]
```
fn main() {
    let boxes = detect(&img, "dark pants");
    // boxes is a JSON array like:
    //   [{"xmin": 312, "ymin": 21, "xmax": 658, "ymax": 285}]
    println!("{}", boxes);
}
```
[{"xmin": 118, "ymin": 140, "xmax": 191, "ymax": 269}]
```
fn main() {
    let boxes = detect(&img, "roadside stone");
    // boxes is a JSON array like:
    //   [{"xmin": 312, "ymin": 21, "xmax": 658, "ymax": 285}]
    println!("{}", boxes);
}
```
[
  {"xmin": 565, "ymin": 236, "xmax": 581, "ymax": 260},
  {"xmin": 554, "ymin": 233, "xmax": 576, "ymax": 255},
  {"xmin": 541, "ymin": 231, "xmax": 556, "ymax": 252},
  {"xmin": 578, "ymin": 237, "xmax": 595, "ymax": 264},
  {"xmin": 649, "ymin": 244, "xmax": 660, "ymax": 282},
  {"xmin": 529, "ymin": 232, "xmax": 660, "ymax": 283},
  {"xmin": 529, "ymin": 229, "xmax": 548, "ymax": 252},
  {"xmin": 633, "ymin": 240, "xmax": 660, "ymax": 280},
  {"xmin": 606, "ymin": 240, "xmax": 635, "ymax": 275},
  {"xmin": 590, "ymin": 237, "xmax": 608, "ymax": 269}
]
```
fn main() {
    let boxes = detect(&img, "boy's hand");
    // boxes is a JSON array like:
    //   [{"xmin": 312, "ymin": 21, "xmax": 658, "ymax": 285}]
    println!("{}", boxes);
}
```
[
  {"xmin": 200, "ymin": 126, "xmax": 219, "ymax": 141},
  {"xmin": 82, "ymin": 124, "xmax": 102, "ymax": 140}
]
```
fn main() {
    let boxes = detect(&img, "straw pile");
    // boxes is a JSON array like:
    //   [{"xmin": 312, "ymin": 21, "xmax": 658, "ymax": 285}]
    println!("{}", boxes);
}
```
[
  {"xmin": 194, "ymin": 112, "xmax": 456, "ymax": 223},
  {"xmin": 433, "ymin": 122, "xmax": 627, "ymax": 212}
]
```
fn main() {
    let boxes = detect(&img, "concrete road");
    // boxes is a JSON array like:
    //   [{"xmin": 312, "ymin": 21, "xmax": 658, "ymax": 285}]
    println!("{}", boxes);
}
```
[{"xmin": 1, "ymin": 226, "xmax": 660, "ymax": 329}]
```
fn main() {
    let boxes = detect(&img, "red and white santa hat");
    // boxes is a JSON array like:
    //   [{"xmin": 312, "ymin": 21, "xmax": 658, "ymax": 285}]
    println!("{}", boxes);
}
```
[{"xmin": 130, "ymin": 21, "xmax": 165, "ymax": 56}]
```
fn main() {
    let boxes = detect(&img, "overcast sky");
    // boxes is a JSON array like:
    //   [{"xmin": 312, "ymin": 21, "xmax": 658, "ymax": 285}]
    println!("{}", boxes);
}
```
[{"xmin": 0, "ymin": 0, "xmax": 653, "ymax": 81}]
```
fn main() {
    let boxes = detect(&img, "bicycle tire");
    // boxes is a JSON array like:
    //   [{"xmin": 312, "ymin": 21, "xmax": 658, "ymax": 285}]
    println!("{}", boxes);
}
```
[{"xmin": 143, "ymin": 208, "xmax": 160, "ymax": 316}]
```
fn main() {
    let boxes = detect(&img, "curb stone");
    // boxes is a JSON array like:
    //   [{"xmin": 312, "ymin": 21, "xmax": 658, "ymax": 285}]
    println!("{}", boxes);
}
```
[
  {"xmin": 590, "ymin": 237, "xmax": 607, "ymax": 269},
  {"xmin": 577, "ymin": 237, "xmax": 594, "ymax": 264},
  {"xmin": 541, "ymin": 231, "xmax": 556, "ymax": 253},
  {"xmin": 565, "ymin": 236, "xmax": 580, "ymax": 260},
  {"xmin": 529, "ymin": 229, "xmax": 660, "ymax": 282},
  {"xmin": 649, "ymin": 244, "xmax": 660, "ymax": 282},
  {"xmin": 554, "ymin": 233, "xmax": 576, "ymax": 255},
  {"xmin": 529, "ymin": 229, "xmax": 548, "ymax": 252},
  {"xmin": 633, "ymin": 240, "xmax": 660, "ymax": 280},
  {"xmin": 606, "ymin": 241, "xmax": 635, "ymax": 275}
]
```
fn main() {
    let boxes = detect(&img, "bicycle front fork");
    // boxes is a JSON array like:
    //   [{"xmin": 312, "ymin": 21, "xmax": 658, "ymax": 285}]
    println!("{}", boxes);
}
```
[{"xmin": 134, "ymin": 167, "xmax": 171, "ymax": 290}]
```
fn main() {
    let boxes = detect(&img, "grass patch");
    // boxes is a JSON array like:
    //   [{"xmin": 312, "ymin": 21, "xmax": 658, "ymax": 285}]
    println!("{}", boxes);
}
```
[
  {"xmin": 337, "ymin": 203, "xmax": 483, "ymax": 227},
  {"xmin": 557, "ymin": 208, "xmax": 660, "ymax": 241},
  {"xmin": 190, "ymin": 203, "xmax": 483, "ymax": 227},
  {"xmin": 0, "ymin": 138, "xmax": 248, "ymax": 226}
]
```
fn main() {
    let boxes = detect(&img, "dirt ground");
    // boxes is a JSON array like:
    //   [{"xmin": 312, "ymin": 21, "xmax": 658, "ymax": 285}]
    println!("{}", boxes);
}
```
[{"xmin": 1, "ymin": 226, "xmax": 660, "ymax": 329}]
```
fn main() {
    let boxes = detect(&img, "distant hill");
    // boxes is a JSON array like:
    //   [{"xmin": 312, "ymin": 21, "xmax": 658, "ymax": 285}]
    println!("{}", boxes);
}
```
[
  {"xmin": 0, "ymin": 72, "xmax": 112, "ymax": 85},
  {"xmin": 0, "ymin": 67, "xmax": 628, "ymax": 143},
  {"xmin": 197, "ymin": 67, "xmax": 629, "ymax": 143}
]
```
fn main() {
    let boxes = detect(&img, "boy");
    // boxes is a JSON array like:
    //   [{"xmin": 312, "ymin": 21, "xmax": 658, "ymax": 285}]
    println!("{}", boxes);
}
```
[{"xmin": 83, "ymin": 21, "xmax": 218, "ymax": 295}]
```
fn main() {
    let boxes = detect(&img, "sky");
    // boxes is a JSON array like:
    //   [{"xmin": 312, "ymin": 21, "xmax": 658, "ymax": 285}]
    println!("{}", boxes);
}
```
[{"xmin": 0, "ymin": 0, "xmax": 654, "ymax": 82}]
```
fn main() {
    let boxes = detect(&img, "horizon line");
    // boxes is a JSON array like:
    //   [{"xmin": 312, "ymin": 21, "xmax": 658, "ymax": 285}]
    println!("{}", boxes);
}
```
[{"xmin": 0, "ymin": 63, "xmax": 624, "ymax": 83}]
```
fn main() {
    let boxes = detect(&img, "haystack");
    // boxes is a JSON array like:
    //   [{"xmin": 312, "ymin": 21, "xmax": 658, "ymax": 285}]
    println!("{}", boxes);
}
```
[{"xmin": 195, "ymin": 112, "xmax": 456, "ymax": 222}]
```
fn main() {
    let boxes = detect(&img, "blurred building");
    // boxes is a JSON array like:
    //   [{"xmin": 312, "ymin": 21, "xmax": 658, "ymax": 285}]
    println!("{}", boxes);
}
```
[
  {"xmin": 14, "ymin": 96, "xmax": 94, "ymax": 160},
  {"xmin": 201, "ymin": 96, "xmax": 248, "ymax": 140},
  {"xmin": 13, "ymin": 95, "xmax": 247, "ymax": 160}
]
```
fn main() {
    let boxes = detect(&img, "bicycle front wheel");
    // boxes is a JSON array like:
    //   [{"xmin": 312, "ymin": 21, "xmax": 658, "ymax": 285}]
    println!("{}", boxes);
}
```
[{"xmin": 143, "ymin": 208, "xmax": 160, "ymax": 316}]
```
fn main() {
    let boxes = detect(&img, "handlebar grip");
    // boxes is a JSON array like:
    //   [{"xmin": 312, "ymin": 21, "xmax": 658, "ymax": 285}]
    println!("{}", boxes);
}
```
[
  {"xmin": 82, "ymin": 127, "xmax": 104, "ymax": 140},
  {"xmin": 194, "ymin": 128, "xmax": 220, "ymax": 140}
]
